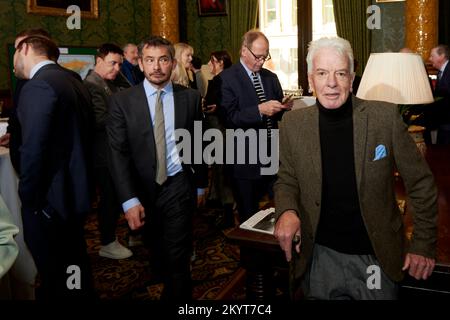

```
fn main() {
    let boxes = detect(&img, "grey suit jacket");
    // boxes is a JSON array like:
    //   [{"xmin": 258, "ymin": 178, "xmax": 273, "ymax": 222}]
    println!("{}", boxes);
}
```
[
  {"xmin": 84, "ymin": 70, "xmax": 118, "ymax": 167},
  {"xmin": 274, "ymin": 95, "xmax": 438, "ymax": 283}
]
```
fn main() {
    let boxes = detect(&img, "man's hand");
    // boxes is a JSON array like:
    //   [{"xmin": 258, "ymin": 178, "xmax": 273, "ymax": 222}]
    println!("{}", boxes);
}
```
[
  {"xmin": 274, "ymin": 210, "xmax": 301, "ymax": 262},
  {"xmin": 282, "ymin": 97, "xmax": 294, "ymax": 110},
  {"xmin": 0, "ymin": 133, "xmax": 10, "ymax": 147},
  {"xmin": 402, "ymin": 253, "xmax": 435, "ymax": 280},
  {"xmin": 204, "ymin": 104, "xmax": 217, "ymax": 114},
  {"xmin": 125, "ymin": 204, "xmax": 146, "ymax": 230},
  {"xmin": 258, "ymin": 100, "xmax": 290, "ymax": 117}
]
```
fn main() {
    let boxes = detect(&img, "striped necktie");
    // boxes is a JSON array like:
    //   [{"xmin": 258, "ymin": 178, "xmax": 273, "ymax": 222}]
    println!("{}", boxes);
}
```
[
  {"xmin": 252, "ymin": 72, "xmax": 273, "ymax": 137},
  {"xmin": 154, "ymin": 90, "xmax": 167, "ymax": 185}
]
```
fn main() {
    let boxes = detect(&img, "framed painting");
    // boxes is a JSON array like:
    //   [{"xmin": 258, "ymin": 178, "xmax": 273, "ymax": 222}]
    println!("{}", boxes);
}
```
[
  {"xmin": 27, "ymin": 0, "xmax": 99, "ymax": 19},
  {"xmin": 198, "ymin": 0, "xmax": 227, "ymax": 17}
]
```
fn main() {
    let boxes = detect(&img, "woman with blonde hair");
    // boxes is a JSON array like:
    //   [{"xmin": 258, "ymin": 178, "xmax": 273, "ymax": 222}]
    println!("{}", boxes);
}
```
[{"xmin": 172, "ymin": 42, "xmax": 195, "ymax": 88}]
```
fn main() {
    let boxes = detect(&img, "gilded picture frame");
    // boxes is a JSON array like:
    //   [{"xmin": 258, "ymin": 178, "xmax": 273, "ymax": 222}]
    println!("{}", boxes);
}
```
[
  {"xmin": 375, "ymin": 0, "xmax": 405, "ymax": 2},
  {"xmin": 27, "ymin": 0, "xmax": 99, "ymax": 19}
]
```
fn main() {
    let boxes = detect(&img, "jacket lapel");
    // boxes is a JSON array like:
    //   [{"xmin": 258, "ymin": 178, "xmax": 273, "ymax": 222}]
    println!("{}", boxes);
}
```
[
  {"xmin": 352, "ymin": 96, "xmax": 368, "ymax": 191},
  {"xmin": 237, "ymin": 64, "xmax": 258, "ymax": 101},
  {"xmin": 173, "ymin": 84, "xmax": 188, "ymax": 130},
  {"xmin": 133, "ymin": 84, "xmax": 156, "ymax": 154},
  {"xmin": 86, "ymin": 70, "xmax": 113, "ymax": 95}
]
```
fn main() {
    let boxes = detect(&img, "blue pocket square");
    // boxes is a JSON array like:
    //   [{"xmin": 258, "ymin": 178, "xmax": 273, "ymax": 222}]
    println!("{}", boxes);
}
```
[{"xmin": 374, "ymin": 144, "xmax": 387, "ymax": 161}]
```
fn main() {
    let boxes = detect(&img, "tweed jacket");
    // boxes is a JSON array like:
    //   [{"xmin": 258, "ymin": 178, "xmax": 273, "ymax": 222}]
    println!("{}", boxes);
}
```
[{"xmin": 274, "ymin": 95, "xmax": 438, "ymax": 283}]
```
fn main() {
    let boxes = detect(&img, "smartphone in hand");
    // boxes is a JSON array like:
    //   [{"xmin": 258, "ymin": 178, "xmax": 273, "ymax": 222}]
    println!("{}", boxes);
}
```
[{"xmin": 282, "ymin": 94, "xmax": 293, "ymax": 104}]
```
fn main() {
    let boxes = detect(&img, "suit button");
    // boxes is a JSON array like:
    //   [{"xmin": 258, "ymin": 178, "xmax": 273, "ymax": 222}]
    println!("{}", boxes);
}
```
[{"xmin": 315, "ymin": 201, "xmax": 320, "ymax": 207}]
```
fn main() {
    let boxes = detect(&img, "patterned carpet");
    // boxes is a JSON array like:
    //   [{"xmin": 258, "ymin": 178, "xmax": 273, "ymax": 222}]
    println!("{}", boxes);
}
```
[{"xmin": 84, "ymin": 205, "xmax": 244, "ymax": 300}]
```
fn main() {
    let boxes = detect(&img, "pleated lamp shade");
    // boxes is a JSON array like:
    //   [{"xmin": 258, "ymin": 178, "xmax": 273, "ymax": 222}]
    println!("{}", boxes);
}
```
[{"xmin": 356, "ymin": 53, "xmax": 434, "ymax": 105}]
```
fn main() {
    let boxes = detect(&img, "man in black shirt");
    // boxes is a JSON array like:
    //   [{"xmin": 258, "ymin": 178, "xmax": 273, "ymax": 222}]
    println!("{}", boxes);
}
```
[{"xmin": 274, "ymin": 37, "xmax": 438, "ymax": 300}]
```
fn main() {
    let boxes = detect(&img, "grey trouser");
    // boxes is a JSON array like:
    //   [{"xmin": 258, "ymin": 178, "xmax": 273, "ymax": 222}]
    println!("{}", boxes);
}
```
[{"xmin": 302, "ymin": 244, "xmax": 398, "ymax": 300}]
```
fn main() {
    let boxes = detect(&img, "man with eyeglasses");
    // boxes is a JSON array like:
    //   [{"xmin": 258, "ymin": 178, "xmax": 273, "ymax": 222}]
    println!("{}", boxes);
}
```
[
  {"xmin": 274, "ymin": 37, "xmax": 437, "ymax": 300},
  {"xmin": 106, "ymin": 36, "xmax": 206, "ymax": 300},
  {"xmin": 217, "ymin": 29, "xmax": 292, "ymax": 224}
]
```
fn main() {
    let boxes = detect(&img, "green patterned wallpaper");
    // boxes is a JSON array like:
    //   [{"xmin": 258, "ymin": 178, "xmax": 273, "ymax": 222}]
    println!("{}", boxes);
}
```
[
  {"xmin": 0, "ymin": 0, "xmax": 404, "ymax": 91},
  {"xmin": 185, "ymin": 0, "xmax": 231, "ymax": 66},
  {"xmin": 370, "ymin": 0, "xmax": 405, "ymax": 53},
  {"xmin": 0, "ymin": 0, "xmax": 151, "ymax": 90}
]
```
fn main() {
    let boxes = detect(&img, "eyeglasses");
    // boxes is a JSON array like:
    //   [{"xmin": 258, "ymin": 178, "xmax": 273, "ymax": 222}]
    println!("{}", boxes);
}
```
[
  {"xmin": 142, "ymin": 56, "xmax": 172, "ymax": 66},
  {"xmin": 246, "ymin": 46, "xmax": 271, "ymax": 62}
]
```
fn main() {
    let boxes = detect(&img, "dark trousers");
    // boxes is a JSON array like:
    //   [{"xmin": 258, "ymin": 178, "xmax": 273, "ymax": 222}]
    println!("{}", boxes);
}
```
[
  {"xmin": 233, "ymin": 175, "xmax": 276, "ymax": 223},
  {"xmin": 143, "ymin": 172, "xmax": 194, "ymax": 301},
  {"xmin": 22, "ymin": 207, "xmax": 95, "ymax": 300},
  {"xmin": 95, "ymin": 166, "xmax": 121, "ymax": 245}
]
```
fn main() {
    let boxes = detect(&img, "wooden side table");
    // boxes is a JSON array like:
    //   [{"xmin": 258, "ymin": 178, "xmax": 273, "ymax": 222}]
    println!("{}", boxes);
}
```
[{"xmin": 225, "ymin": 227, "xmax": 288, "ymax": 300}]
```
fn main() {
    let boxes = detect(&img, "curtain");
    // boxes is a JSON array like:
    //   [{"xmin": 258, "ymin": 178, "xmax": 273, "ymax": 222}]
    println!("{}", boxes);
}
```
[
  {"xmin": 332, "ymin": 0, "xmax": 371, "ymax": 76},
  {"xmin": 439, "ymin": 0, "xmax": 450, "ymax": 45},
  {"xmin": 229, "ymin": 0, "xmax": 259, "ymax": 63}
]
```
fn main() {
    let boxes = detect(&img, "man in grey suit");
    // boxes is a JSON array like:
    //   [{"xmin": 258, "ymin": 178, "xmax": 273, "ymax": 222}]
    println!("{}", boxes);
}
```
[
  {"xmin": 274, "ymin": 37, "xmax": 438, "ymax": 300},
  {"xmin": 84, "ymin": 43, "xmax": 133, "ymax": 260},
  {"xmin": 106, "ymin": 36, "xmax": 205, "ymax": 300}
]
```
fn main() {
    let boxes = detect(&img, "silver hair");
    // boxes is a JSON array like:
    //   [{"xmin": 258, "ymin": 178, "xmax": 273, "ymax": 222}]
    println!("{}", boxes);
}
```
[
  {"xmin": 122, "ymin": 43, "xmax": 137, "ymax": 52},
  {"xmin": 306, "ymin": 37, "xmax": 354, "ymax": 74}
]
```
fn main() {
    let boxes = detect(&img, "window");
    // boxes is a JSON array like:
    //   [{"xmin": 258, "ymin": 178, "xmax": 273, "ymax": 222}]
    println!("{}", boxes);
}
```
[
  {"xmin": 312, "ymin": 0, "xmax": 337, "ymax": 40},
  {"xmin": 259, "ymin": 0, "xmax": 336, "ymax": 91}
]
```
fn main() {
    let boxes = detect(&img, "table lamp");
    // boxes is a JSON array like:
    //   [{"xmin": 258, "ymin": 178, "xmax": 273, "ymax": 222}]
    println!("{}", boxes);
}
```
[{"xmin": 356, "ymin": 52, "xmax": 434, "ymax": 155}]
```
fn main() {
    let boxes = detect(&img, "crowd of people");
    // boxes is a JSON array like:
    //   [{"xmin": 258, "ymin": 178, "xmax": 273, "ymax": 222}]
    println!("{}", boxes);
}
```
[{"xmin": 0, "ymin": 26, "xmax": 444, "ymax": 300}]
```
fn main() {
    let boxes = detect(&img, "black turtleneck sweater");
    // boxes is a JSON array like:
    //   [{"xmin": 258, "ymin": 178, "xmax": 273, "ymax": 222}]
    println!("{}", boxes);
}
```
[{"xmin": 315, "ymin": 97, "xmax": 374, "ymax": 255}]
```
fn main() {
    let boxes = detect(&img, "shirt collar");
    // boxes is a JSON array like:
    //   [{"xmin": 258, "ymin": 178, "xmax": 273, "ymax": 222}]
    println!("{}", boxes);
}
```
[
  {"xmin": 240, "ymin": 59, "xmax": 257, "ymax": 78},
  {"xmin": 143, "ymin": 79, "xmax": 173, "ymax": 97},
  {"xmin": 30, "ymin": 60, "xmax": 56, "ymax": 79}
]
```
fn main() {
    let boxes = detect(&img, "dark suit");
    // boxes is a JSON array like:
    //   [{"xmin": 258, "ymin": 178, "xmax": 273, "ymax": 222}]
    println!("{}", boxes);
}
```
[
  {"xmin": 435, "ymin": 63, "xmax": 450, "ymax": 143},
  {"xmin": 8, "ymin": 69, "xmax": 82, "ymax": 174},
  {"xmin": 106, "ymin": 81, "xmax": 203, "ymax": 300},
  {"xmin": 218, "ymin": 62, "xmax": 284, "ymax": 221},
  {"xmin": 435, "ymin": 62, "xmax": 450, "ymax": 98},
  {"xmin": 120, "ymin": 59, "xmax": 144, "ymax": 86},
  {"xmin": 275, "ymin": 96, "xmax": 437, "ymax": 289},
  {"xmin": 14, "ymin": 63, "xmax": 94, "ymax": 299}
]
